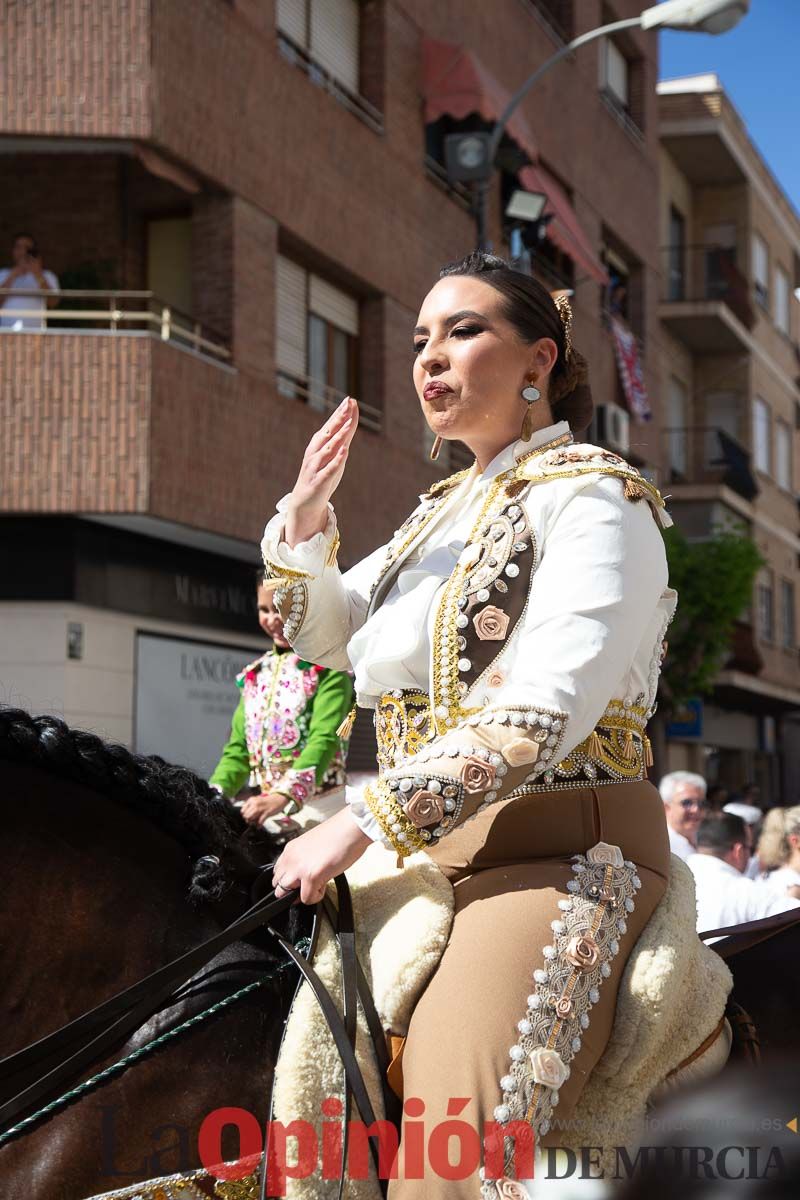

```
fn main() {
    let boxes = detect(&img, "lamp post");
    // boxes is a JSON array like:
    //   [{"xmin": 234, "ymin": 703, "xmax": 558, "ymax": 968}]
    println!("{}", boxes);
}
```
[{"xmin": 446, "ymin": 0, "xmax": 750, "ymax": 251}]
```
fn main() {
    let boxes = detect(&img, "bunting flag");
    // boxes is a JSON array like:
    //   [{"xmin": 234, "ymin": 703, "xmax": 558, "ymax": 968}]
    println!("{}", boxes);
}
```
[{"xmin": 610, "ymin": 314, "xmax": 652, "ymax": 422}]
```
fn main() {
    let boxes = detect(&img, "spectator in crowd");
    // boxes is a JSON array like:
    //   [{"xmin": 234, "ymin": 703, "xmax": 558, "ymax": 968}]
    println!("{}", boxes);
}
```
[
  {"xmin": 754, "ymin": 805, "xmax": 800, "ymax": 899},
  {"xmin": 705, "ymin": 783, "xmax": 728, "ymax": 811},
  {"xmin": 659, "ymin": 770, "xmax": 707, "ymax": 861},
  {"xmin": 723, "ymin": 799, "xmax": 764, "ymax": 878},
  {"xmin": 688, "ymin": 813, "xmax": 800, "ymax": 936},
  {"xmin": 730, "ymin": 779, "xmax": 761, "ymax": 810},
  {"xmin": 0, "ymin": 232, "xmax": 59, "ymax": 330}
]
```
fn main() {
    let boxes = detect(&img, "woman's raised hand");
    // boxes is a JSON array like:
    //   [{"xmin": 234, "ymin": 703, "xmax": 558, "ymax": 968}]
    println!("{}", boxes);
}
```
[{"xmin": 285, "ymin": 396, "xmax": 359, "ymax": 548}]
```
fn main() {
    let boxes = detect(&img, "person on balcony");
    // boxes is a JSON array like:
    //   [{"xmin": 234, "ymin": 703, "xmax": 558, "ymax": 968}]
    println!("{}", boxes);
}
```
[
  {"xmin": 209, "ymin": 574, "xmax": 354, "ymax": 834},
  {"xmin": 0, "ymin": 233, "xmax": 59, "ymax": 330}
]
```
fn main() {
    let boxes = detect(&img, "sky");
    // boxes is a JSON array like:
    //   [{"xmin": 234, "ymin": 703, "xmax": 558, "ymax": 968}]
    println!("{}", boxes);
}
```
[{"xmin": 659, "ymin": 0, "xmax": 800, "ymax": 216}]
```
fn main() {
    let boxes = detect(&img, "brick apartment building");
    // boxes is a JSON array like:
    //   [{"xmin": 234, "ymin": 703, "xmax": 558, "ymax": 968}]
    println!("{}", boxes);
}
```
[
  {"xmin": 658, "ymin": 74, "xmax": 800, "ymax": 803},
  {"xmin": 0, "ymin": 0, "xmax": 664, "ymax": 775}
]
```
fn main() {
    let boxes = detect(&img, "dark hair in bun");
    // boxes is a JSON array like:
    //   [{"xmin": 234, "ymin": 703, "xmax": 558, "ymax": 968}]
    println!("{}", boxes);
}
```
[{"xmin": 438, "ymin": 251, "xmax": 593, "ymax": 432}]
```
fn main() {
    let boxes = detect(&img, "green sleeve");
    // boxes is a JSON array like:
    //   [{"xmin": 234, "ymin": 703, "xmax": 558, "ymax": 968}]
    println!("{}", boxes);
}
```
[
  {"xmin": 209, "ymin": 696, "xmax": 251, "ymax": 798},
  {"xmin": 295, "ymin": 669, "xmax": 354, "ymax": 785}
]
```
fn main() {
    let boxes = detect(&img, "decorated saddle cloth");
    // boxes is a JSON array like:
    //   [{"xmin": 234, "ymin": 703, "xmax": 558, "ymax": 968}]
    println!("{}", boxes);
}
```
[{"xmin": 270, "ymin": 849, "xmax": 732, "ymax": 1199}]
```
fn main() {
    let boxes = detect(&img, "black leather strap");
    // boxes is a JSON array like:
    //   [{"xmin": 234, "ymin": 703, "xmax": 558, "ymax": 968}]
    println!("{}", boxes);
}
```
[
  {"xmin": 265, "ymin": 924, "xmax": 387, "ymax": 1194},
  {"xmin": 333, "ymin": 874, "xmax": 358, "ymax": 1200},
  {"xmin": 322, "ymin": 893, "xmax": 400, "ymax": 1129}
]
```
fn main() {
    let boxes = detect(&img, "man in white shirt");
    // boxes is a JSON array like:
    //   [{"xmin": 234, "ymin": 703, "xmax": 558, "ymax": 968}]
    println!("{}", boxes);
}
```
[
  {"xmin": 659, "ymin": 770, "xmax": 707, "ymax": 861},
  {"xmin": 723, "ymin": 800, "xmax": 763, "ymax": 878},
  {"xmin": 0, "ymin": 232, "xmax": 59, "ymax": 330},
  {"xmin": 689, "ymin": 813, "xmax": 800, "ymax": 937}
]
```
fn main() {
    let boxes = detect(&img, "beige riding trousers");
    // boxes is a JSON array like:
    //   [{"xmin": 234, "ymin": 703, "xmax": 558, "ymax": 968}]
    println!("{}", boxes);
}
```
[{"xmin": 389, "ymin": 781, "xmax": 670, "ymax": 1198}]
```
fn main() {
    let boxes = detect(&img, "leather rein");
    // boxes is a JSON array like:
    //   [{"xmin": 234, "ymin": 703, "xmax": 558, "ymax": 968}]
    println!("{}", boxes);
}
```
[{"xmin": 0, "ymin": 865, "xmax": 400, "ymax": 1199}]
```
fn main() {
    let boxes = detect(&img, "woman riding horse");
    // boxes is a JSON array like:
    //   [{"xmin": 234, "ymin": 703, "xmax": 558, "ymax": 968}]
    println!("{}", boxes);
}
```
[{"xmin": 263, "ymin": 252, "xmax": 676, "ymax": 1197}]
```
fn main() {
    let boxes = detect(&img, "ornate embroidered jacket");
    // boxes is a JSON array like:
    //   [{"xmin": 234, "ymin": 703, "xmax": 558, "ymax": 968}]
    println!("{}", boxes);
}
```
[
  {"xmin": 261, "ymin": 422, "xmax": 677, "ymax": 855},
  {"xmin": 209, "ymin": 647, "xmax": 353, "ymax": 807}
]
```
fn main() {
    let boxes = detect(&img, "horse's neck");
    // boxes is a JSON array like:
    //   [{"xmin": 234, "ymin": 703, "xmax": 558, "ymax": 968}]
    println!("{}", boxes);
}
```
[{"xmin": 0, "ymin": 761, "xmax": 221, "ymax": 1056}]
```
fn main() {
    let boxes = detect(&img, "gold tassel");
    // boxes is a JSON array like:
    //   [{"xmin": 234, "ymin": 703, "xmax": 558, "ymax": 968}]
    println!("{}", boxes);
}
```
[
  {"xmin": 624, "ymin": 478, "xmax": 646, "ymax": 502},
  {"xmin": 325, "ymin": 531, "xmax": 341, "ymax": 568},
  {"xmin": 521, "ymin": 403, "xmax": 535, "ymax": 442},
  {"xmin": 644, "ymin": 735, "xmax": 654, "ymax": 768},
  {"xmin": 622, "ymin": 729, "xmax": 636, "ymax": 760},
  {"xmin": 587, "ymin": 730, "xmax": 603, "ymax": 760},
  {"xmin": 429, "ymin": 435, "xmax": 442, "ymax": 461},
  {"xmin": 336, "ymin": 705, "xmax": 357, "ymax": 739}
]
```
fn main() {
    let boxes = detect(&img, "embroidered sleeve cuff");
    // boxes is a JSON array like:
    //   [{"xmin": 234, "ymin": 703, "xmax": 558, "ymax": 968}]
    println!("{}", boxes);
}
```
[
  {"xmin": 261, "ymin": 495, "xmax": 338, "ymax": 584},
  {"xmin": 377, "ymin": 704, "xmax": 569, "ymax": 854},
  {"xmin": 272, "ymin": 767, "xmax": 317, "ymax": 809}
]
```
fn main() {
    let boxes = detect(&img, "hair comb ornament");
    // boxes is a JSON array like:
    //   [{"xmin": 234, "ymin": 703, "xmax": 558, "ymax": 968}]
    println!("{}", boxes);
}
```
[{"xmin": 552, "ymin": 292, "xmax": 573, "ymax": 362}]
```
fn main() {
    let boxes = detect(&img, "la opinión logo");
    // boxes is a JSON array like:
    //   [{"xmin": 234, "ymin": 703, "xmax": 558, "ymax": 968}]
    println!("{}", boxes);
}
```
[{"xmin": 198, "ymin": 1097, "xmax": 534, "ymax": 1193}]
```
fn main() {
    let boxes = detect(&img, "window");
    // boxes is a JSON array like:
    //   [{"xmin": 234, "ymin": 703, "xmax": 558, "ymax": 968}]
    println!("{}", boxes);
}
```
[
  {"xmin": 752, "ymin": 233, "xmax": 769, "ymax": 308},
  {"xmin": 602, "ymin": 236, "xmax": 645, "ymax": 341},
  {"xmin": 781, "ymin": 580, "xmax": 796, "ymax": 650},
  {"xmin": 667, "ymin": 207, "xmax": 686, "ymax": 301},
  {"xmin": 275, "ymin": 254, "xmax": 362, "ymax": 418},
  {"xmin": 752, "ymin": 396, "xmax": 771, "ymax": 474},
  {"xmin": 667, "ymin": 375, "xmax": 689, "ymax": 478},
  {"xmin": 775, "ymin": 265, "xmax": 790, "ymax": 334},
  {"xmin": 523, "ymin": 0, "xmax": 574, "ymax": 40},
  {"xmin": 277, "ymin": 0, "xmax": 360, "ymax": 94},
  {"xmin": 775, "ymin": 419, "xmax": 792, "ymax": 490},
  {"xmin": 601, "ymin": 39, "xmax": 629, "ymax": 108},
  {"xmin": 757, "ymin": 570, "xmax": 775, "ymax": 644}
]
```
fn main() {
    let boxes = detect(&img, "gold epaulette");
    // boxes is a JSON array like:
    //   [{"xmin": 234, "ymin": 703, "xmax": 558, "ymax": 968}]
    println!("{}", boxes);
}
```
[
  {"xmin": 424, "ymin": 466, "xmax": 473, "ymax": 499},
  {"xmin": 516, "ymin": 444, "xmax": 667, "ymax": 512}
]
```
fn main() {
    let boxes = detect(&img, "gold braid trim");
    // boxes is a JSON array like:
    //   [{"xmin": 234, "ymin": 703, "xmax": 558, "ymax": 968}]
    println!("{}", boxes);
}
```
[
  {"xmin": 424, "ymin": 465, "xmax": 473, "ymax": 499},
  {"xmin": 363, "ymin": 778, "xmax": 428, "ymax": 857},
  {"xmin": 520, "ymin": 463, "xmax": 666, "ymax": 510}
]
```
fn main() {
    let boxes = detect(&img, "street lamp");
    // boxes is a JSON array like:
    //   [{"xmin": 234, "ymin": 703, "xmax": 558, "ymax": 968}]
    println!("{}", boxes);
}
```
[{"xmin": 451, "ymin": 0, "xmax": 750, "ymax": 250}]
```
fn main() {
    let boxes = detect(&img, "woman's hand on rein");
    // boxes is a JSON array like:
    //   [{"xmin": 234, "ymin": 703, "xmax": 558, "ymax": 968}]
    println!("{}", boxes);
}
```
[
  {"xmin": 285, "ymin": 396, "xmax": 359, "ymax": 548},
  {"xmin": 272, "ymin": 806, "xmax": 372, "ymax": 905}
]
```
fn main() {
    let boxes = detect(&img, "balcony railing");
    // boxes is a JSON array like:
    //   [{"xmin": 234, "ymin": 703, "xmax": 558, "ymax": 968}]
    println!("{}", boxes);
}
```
[
  {"xmin": 663, "ymin": 425, "xmax": 758, "ymax": 501},
  {"xmin": 660, "ymin": 244, "xmax": 755, "ymax": 331},
  {"xmin": 277, "ymin": 369, "xmax": 382, "ymax": 433},
  {"xmin": 0, "ymin": 289, "xmax": 231, "ymax": 363}
]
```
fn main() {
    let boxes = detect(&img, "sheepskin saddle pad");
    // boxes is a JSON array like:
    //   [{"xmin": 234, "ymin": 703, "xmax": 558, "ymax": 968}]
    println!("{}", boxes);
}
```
[{"xmin": 269, "ymin": 849, "xmax": 732, "ymax": 1198}]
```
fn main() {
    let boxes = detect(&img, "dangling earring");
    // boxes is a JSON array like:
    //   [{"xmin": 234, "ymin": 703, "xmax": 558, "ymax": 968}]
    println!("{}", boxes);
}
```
[
  {"xmin": 520, "ymin": 377, "xmax": 541, "ymax": 442},
  {"xmin": 429, "ymin": 435, "xmax": 443, "ymax": 461}
]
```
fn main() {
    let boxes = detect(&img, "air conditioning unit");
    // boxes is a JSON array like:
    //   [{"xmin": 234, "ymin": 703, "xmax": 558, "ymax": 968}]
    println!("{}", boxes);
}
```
[{"xmin": 594, "ymin": 403, "xmax": 630, "ymax": 454}]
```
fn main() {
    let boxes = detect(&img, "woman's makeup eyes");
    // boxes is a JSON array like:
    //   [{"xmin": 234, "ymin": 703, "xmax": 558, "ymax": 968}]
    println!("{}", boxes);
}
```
[{"xmin": 413, "ymin": 325, "xmax": 482, "ymax": 354}]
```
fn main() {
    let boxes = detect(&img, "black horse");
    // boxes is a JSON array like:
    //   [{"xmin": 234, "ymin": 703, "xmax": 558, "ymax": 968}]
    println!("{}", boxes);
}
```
[
  {"xmin": 0, "ymin": 706, "xmax": 312, "ymax": 1200},
  {"xmin": 2, "ymin": 706, "xmax": 798, "ymax": 1200}
]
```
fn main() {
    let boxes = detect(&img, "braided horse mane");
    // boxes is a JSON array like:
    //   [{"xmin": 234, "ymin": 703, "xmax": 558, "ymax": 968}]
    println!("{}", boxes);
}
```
[{"xmin": 0, "ymin": 705, "xmax": 251, "ymax": 902}]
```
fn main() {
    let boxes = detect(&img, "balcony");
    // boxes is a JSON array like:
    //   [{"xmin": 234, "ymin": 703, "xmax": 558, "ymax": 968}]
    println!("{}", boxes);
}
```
[
  {"xmin": 0, "ymin": 289, "xmax": 230, "ymax": 364},
  {"xmin": 660, "ymin": 244, "xmax": 755, "ymax": 352},
  {"xmin": 664, "ymin": 426, "xmax": 758, "ymax": 503},
  {"xmin": 0, "ymin": 320, "xmax": 281, "ymax": 543}
]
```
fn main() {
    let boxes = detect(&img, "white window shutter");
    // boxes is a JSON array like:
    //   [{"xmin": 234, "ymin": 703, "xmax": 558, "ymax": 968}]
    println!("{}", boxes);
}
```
[
  {"xmin": 775, "ymin": 267, "xmax": 790, "ymax": 333},
  {"xmin": 276, "ymin": 0, "xmax": 308, "ymax": 47},
  {"xmin": 309, "ymin": 273, "xmax": 359, "ymax": 336},
  {"xmin": 276, "ymin": 255, "xmax": 308, "ymax": 377},
  {"xmin": 602, "ymin": 40, "xmax": 629, "ymax": 106},
  {"xmin": 752, "ymin": 233, "xmax": 768, "ymax": 289},
  {"xmin": 310, "ymin": 0, "xmax": 359, "ymax": 94}
]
